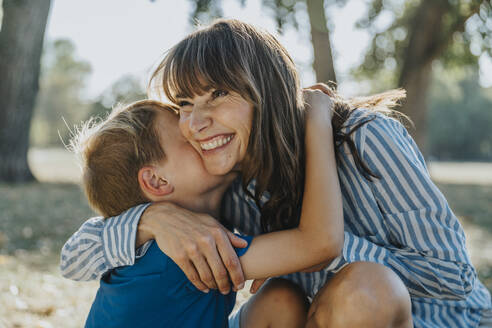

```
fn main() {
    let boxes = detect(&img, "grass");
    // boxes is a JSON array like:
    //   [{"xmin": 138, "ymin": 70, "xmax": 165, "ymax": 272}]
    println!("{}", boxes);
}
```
[
  {"xmin": 436, "ymin": 183, "xmax": 492, "ymax": 291},
  {"xmin": 0, "ymin": 181, "xmax": 491, "ymax": 327},
  {"xmin": 0, "ymin": 183, "xmax": 95, "ymax": 255},
  {"xmin": 437, "ymin": 183, "xmax": 492, "ymax": 234}
]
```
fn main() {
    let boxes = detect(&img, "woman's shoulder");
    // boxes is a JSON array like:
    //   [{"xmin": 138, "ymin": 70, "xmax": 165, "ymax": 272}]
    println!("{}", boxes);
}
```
[
  {"xmin": 339, "ymin": 107, "xmax": 411, "ymax": 158},
  {"xmin": 343, "ymin": 108, "xmax": 407, "ymax": 140},
  {"xmin": 344, "ymin": 107, "xmax": 402, "ymax": 129}
]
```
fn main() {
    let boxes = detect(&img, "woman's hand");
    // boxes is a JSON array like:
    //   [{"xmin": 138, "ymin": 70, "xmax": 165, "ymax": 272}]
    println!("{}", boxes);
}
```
[{"xmin": 138, "ymin": 202, "xmax": 248, "ymax": 294}]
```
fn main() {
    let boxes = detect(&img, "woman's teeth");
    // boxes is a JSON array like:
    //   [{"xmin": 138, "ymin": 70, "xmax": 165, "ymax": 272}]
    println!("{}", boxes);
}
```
[{"xmin": 200, "ymin": 135, "xmax": 233, "ymax": 151}]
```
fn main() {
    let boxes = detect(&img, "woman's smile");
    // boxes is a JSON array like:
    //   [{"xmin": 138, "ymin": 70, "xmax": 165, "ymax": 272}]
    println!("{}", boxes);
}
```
[{"xmin": 198, "ymin": 134, "xmax": 234, "ymax": 152}]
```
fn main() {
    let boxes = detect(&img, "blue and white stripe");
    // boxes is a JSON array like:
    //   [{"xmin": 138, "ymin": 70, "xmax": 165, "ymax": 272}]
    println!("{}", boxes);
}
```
[
  {"xmin": 221, "ymin": 109, "xmax": 491, "ymax": 327},
  {"xmin": 60, "ymin": 203, "xmax": 150, "ymax": 281},
  {"xmin": 59, "ymin": 109, "xmax": 491, "ymax": 327}
]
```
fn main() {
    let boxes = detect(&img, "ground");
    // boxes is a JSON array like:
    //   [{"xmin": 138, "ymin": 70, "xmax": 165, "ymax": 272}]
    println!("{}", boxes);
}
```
[{"xmin": 0, "ymin": 148, "xmax": 491, "ymax": 328}]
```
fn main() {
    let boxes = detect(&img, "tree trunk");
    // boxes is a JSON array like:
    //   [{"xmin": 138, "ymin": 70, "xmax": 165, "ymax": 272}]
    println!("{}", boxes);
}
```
[
  {"xmin": 398, "ymin": 0, "xmax": 449, "ymax": 154},
  {"xmin": 0, "ymin": 0, "xmax": 51, "ymax": 182},
  {"xmin": 306, "ymin": 0, "xmax": 337, "ymax": 85}
]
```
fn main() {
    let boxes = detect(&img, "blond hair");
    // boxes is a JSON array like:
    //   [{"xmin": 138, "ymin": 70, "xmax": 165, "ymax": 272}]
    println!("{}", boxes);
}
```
[{"xmin": 70, "ymin": 100, "xmax": 178, "ymax": 217}]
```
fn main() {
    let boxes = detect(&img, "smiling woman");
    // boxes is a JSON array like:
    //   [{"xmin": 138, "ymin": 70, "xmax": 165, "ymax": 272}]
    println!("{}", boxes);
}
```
[{"xmin": 152, "ymin": 19, "xmax": 307, "ymax": 232}]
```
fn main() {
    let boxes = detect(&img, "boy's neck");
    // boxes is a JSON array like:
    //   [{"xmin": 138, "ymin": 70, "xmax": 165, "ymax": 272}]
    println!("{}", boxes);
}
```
[{"xmin": 174, "ymin": 173, "xmax": 238, "ymax": 218}]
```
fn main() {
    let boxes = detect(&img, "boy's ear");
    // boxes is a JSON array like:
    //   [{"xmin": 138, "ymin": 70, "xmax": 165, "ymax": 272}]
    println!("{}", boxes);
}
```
[{"xmin": 138, "ymin": 166, "xmax": 174, "ymax": 198}]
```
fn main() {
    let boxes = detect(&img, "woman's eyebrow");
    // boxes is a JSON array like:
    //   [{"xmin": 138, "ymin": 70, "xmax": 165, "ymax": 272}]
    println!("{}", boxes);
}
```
[{"xmin": 175, "ymin": 86, "xmax": 214, "ymax": 100}]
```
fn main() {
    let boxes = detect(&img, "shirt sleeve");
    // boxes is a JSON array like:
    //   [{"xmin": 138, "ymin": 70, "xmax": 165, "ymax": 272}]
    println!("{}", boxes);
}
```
[
  {"xmin": 333, "ymin": 115, "xmax": 476, "ymax": 300},
  {"xmin": 59, "ymin": 203, "xmax": 151, "ymax": 281}
]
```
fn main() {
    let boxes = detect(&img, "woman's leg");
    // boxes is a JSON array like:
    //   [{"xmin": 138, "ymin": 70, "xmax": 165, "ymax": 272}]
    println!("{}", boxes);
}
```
[
  {"xmin": 306, "ymin": 262, "xmax": 413, "ymax": 328},
  {"xmin": 239, "ymin": 278, "xmax": 309, "ymax": 328}
]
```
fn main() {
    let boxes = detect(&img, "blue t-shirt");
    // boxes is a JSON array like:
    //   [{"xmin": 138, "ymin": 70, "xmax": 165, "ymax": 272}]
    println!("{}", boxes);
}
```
[{"xmin": 85, "ymin": 235, "xmax": 252, "ymax": 328}]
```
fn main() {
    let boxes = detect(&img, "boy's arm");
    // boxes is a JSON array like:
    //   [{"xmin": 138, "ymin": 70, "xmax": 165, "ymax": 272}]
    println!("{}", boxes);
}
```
[
  {"xmin": 239, "ymin": 89, "xmax": 344, "ymax": 280},
  {"xmin": 60, "ymin": 204, "xmax": 150, "ymax": 281}
]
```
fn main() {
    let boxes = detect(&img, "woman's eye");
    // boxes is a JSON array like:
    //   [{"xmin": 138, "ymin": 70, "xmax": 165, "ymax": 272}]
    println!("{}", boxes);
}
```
[
  {"xmin": 178, "ymin": 100, "xmax": 191, "ymax": 107},
  {"xmin": 211, "ymin": 89, "xmax": 229, "ymax": 99}
]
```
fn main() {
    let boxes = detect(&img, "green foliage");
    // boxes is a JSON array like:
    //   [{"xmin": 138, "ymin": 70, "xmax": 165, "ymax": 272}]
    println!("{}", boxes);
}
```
[
  {"xmin": 428, "ymin": 68, "xmax": 492, "ymax": 160},
  {"xmin": 260, "ymin": 0, "xmax": 303, "ymax": 32},
  {"xmin": 355, "ymin": 0, "xmax": 492, "ymax": 82},
  {"xmin": 188, "ymin": 0, "xmax": 224, "ymax": 25},
  {"xmin": 354, "ymin": 0, "xmax": 417, "ymax": 84},
  {"xmin": 88, "ymin": 74, "xmax": 147, "ymax": 119},
  {"xmin": 30, "ymin": 39, "xmax": 92, "ymax": 147},
  {"xmin": 186, "ymin": 0, "xmax": 346, "ymax": 33},
  {"xmin": 259, "ymin": 0, "xmax": 349, "ymax": 33},
  {"xmin": 30, "ymin": 40, "xmax": 146, "ymax": 148}
]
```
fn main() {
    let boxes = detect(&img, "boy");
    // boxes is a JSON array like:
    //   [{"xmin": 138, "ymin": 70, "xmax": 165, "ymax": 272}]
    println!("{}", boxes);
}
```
[{"xmin": 71, "ymin": 100, "xmax": 310, "ymax": 327}]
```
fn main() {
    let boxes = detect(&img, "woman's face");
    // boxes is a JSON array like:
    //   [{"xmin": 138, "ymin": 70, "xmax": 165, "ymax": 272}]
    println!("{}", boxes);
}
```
[{"xmin": 176, "ymin": 89, "xmax": 254, "ymax": 176}]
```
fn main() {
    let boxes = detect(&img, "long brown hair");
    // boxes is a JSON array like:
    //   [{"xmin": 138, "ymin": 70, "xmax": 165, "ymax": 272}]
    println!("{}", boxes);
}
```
[{"xmin": 150, "ymin": 19, "xmax": 406, "ymax": 232}]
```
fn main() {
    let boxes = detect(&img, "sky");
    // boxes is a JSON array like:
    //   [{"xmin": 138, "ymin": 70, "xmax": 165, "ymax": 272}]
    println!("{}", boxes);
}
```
[{"xmin": 45, "ymin": 0, "xmax": 492, "ymax": 100}]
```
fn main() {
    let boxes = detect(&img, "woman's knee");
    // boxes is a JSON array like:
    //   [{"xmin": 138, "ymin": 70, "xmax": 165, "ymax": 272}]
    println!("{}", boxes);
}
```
[
  {"xmin": 259, "ymin": 278, "xmax": 308, "ymax": 308},
  {"xmin": 309, "ymin": 262, "xmax": 412, "ymax": 328},
  {"xmin": 242, "ymin": 278, "xmax": 308, "ymax": 328}
]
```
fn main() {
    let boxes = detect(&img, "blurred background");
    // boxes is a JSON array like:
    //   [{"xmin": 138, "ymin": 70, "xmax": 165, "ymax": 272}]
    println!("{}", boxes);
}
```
[{"xmin": 1, "ymin": 0, "xmax": 492, "ymax": 327}]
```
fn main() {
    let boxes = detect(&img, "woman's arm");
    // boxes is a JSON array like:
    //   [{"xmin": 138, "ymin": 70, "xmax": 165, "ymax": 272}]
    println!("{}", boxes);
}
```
[
  {"xmin": 60, "ymin": 201, "xmax": 247, "ymax": 294},
  {"xmin": 60, "ymin": 204, "xmax": 150, "ymax": 281},
  {"xmin": 238, "ymin": 88, "xmax": 344, "ymax": 280},
  {"xmin": 137, "ymin": 202, "xmax": 248, "ymax": 294}
]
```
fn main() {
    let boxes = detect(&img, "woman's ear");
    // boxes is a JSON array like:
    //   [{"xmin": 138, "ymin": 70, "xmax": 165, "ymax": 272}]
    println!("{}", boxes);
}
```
[{"xmin": 138, "ymin": 166, "xmax": 174, "ymax": 199}]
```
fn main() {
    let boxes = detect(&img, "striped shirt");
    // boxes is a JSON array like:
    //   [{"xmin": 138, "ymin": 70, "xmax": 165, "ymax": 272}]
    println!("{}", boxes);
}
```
[{"xmin": 60, "ymin": 109, "xmax": 491, "ymax": 327}]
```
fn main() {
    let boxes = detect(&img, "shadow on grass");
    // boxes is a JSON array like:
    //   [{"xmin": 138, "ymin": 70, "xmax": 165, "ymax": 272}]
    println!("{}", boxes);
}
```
[
  {"xmin": 0, "ymin": 182, "xmax": 95, "ymax": 257},
  {"xmin": 437, "ymin": 183, "xmax": 492, "ymax": 235},
  {"xmin": 479, "ymin": 265, "xmax": 492, "ymax": 294}
]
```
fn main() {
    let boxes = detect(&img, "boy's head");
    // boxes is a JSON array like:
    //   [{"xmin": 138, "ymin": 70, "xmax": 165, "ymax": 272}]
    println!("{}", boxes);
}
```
[{"xmin": 72, "ymin": 100, "xmax": 227, "ymax": 218}]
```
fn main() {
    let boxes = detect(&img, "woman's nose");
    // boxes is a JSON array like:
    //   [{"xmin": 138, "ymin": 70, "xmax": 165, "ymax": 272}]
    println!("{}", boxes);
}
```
[{"xmin": 188, "ymin": 107, "xmax": 211, "ymax": 134}]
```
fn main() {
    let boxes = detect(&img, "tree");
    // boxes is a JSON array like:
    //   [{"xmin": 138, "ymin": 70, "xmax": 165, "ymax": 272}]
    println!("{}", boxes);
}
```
[
  {"xmin": 0, "ymin": 0, "xmax": 52, "ymax": 182},
  {"xmin": 305, "ymin": 0, "xmax": 337, "ymax": 84},
  {"xmin": 356, "ymin": 0, "xmax": 492, "ymax": 153},
  {"xmin": 188, "ymin": 0, "xmax": 341, "ymax": 84},
  {"xmin": 427, "ymin": 68, "xmax": 492, "ymax": 161},
  {"xmin": 31, "ymin": 39, "xmax": 92, "ymax": 147},
  {"xmin": 89, "ymin": 74, "xmax": 147, "ymax": 119}
]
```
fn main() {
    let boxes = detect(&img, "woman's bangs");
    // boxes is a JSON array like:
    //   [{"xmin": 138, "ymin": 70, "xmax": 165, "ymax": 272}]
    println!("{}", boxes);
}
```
[
  {"xmin": 162, "ymin": 56, "xmax": 210, "ymax": 103},
  {"xmin": 161, "ymin": 36, "xmax": 247, "ymax": 104}
]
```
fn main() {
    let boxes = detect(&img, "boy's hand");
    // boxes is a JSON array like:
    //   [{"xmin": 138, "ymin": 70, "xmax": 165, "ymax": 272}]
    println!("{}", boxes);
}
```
[
  {"xmin": 304, "ymin": 82, "xmax": 335, "ymax": 97},
  {"xmin": 303, "ymin": 86, "xmax": 335, "ymax": 126},
  {"xmin": 138, "ymin": 202, "xmax": 247, "ymax": 294}
]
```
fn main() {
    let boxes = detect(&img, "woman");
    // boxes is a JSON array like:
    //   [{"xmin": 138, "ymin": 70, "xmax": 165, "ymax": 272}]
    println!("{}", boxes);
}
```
[{"xmin": 62, "ymin": 19, "xmax": 491, "ymax": 327}]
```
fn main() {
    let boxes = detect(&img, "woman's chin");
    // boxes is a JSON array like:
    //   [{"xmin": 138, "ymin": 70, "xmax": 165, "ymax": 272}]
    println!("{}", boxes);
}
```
[{"xmin": 203, "ymin": 160, "xmax": 237, "ymax": 177}]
